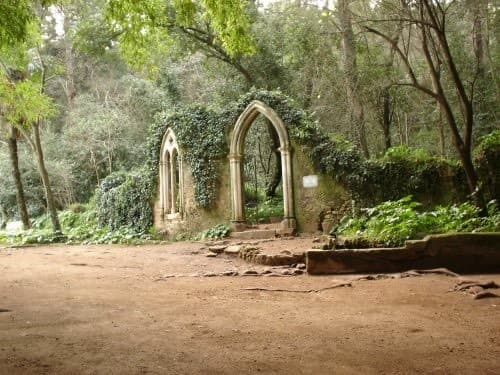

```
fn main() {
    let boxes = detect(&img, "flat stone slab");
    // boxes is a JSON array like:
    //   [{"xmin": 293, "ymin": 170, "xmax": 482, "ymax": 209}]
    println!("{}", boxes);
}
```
[
  {"xmin": 306, "ymin": 233, "xmax": 500, "ymax": 275},
  {"xmin": 237, "ymin": 246, "xmax": 304, "ymax": 266},
  {"xmin": 230, "ymin": 229, "xmax": 277, "ymax": 240}
]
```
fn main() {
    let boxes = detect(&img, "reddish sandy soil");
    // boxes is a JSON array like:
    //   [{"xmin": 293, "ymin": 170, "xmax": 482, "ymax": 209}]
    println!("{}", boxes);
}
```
[{"xmin": 0, "ymin": 239, "xmax": 499, "ymax": 374}]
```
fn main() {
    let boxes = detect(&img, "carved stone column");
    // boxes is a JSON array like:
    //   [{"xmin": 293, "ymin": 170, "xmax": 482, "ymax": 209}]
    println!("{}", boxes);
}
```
[
  {"xmin": 164, "ymin": 154, "xmax": 171, "ymax": 215},
  {"xmin": 159, "ymin": 161, "xmax": 165, "ymax": 219},
  {"xmin": 170, "ymin": 153, "xmax": 176, "ymax": 214},
  {"xmin": 229, "ymin": 153, "xmax": 246, "ymax": 230},
  {"xmin": 280, "ymin": 147, "xmax": 296, "ymax": 230},
  {"xmin": 178, "ymin": 155, "xmax": 184, "ymax": 217}
]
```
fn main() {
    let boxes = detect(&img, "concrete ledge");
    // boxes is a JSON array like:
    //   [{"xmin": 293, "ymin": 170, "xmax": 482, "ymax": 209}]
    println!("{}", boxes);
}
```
[{"xmin": 306, "ymin": 233, "xmax": 500, "ymax": 275}]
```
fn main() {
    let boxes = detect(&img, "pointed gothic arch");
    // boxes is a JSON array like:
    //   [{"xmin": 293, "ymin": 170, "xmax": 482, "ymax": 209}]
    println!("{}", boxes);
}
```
[
  {"xmin": 229, "ymin": 100, "xmax": 296, "ymax": 232},
  {"xmin": 159, "ymin": 128, "xmax": 184, "ymax": 220}
]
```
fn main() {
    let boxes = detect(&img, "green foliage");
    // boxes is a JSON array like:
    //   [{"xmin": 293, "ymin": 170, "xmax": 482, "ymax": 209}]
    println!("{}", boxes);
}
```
[
  {"xmin": 105, "ymin": 0, "xmax": 254, "ymax": 73},
  {"xmin": 0, "ymin": 203, "xmax": 157, "ymax": 246},
  {"xmin": 0, "ymin": 77, "xmax": 57, "ymax": 125},
  {"xmin": 474, "ymin": 130, "xmax": 500, "ymax": 201},
  {"xmin": 192, "ymin": 223, "xmax": 230, "ymax": 241},
  {"xmin": 475, "ymin": 130, "xmax": 500, "ymax": 152},
  {"xmin": 246, "ymin": 197, "xmax": 284, "ymax": 224},
  {"xmin": 0, "ymin": 0, "xmax": 33, "ymax": 46},
  {"xmin": 382, "ymin": 146, "xmax": 434, "ymax": 162},
  {"xmin": 335, "ymin": 196, "xmax": 500, "ymax": 247},
  {"xmin": 95, "ymin": 170, "xmax": 153, "ymax": 232}
]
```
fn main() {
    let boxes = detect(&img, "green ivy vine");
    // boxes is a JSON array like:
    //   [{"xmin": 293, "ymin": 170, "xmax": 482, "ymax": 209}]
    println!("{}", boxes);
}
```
[{"xmin": 147, "ymin": 105, "xmax": 228, "ymax": 208}]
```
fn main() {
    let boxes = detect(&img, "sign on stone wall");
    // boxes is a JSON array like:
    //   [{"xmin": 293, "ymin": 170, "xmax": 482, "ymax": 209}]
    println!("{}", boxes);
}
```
[{"xmin": 302, "ymin": 175, "xmax": 318, "ymax": 189}]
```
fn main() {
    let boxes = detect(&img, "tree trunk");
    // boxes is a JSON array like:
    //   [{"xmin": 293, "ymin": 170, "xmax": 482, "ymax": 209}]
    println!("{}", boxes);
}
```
[
  {"xmin": 264, "ymin": 119, "xmax": 282, "ymax": 197},
  {"xmin": 379, "ymin": 88, "xmax": 392, "ymax": 152},
  {"xmin": 470, "ymin": 0, "xmax": 491, "ymax": 135},
  {"xmin": 470, "ymin": 0, "xmax": 488, "ymax": 79},
  {"xmin": 0, "ymin": 204, "xmax": 7, "ymax": 229},
  {"xmin": 338, "ymin": 0, "xmax": 370, "ymax": 158},
  {"xmin": 31, "ymin": 121, "xmax": 61, "ymax": 233},
  {"xmin": 7, "ymin": 127, "xmax": 31, "ymax": 230},
  {"xmin": 438, "ymin": 111, "xmax": 446, "ymax": 157}
]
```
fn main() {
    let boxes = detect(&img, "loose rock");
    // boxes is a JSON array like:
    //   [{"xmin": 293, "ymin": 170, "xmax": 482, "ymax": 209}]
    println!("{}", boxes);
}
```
[
  {"xmin": 241, "ymin": 270, "xmax": 259, "ymax": 276},
  {"xmin": 224, "ymin": 245, "xmax": 242, "ymax": 255},
  {"xmin": 208, "ymin": 245, "xmax": 227, "ymax": 254}
]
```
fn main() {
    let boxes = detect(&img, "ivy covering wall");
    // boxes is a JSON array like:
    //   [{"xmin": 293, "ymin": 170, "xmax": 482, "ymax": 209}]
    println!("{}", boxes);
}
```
[{"xmin": 95, "ymin": 89, "xmax": 497, "ymax": 232}]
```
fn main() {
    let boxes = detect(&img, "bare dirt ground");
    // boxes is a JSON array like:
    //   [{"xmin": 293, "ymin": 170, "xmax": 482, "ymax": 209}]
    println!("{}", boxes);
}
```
[{"xmin": 0, "ymin": 238, "xmax": 499, "ymax": 375}]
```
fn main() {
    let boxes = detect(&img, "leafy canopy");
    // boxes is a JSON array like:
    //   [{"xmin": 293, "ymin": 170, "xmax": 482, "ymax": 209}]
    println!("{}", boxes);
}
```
[
  {"xmin": 105, "ymin": 0, "xmax": 255, "ymax": 73},
  {"xmin": 0, "ymin": 0, "xmax": 54, "ymax": 47}
]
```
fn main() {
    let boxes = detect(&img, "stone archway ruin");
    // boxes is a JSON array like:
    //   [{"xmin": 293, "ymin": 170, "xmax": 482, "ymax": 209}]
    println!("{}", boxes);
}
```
[
  {"xmin": 159, "ymin": 128, "xmax": 184, "ymax": 220},
  {"xmin": 229, "ymin": 100, "xmax": 296, "ymax": 233}
]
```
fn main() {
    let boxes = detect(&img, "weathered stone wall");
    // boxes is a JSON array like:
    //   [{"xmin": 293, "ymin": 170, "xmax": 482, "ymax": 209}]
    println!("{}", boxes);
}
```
[
  {"xmin": 154, "ymin": 141, "xmax": 351, "ymax": 236},
  {"xmin": 307, "ymin": 233, "xmax": 500, "ymax": 274},
  {"xmin": 154, "ymin": 160, "xmax": 232, "ymax": 237},
  {"xmin": 291, "ymin": 146, "xmax": 350, "ymax": 233}
]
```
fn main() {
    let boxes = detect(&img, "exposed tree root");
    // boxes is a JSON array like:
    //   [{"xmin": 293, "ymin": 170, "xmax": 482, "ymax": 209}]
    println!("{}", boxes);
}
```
[
  {"xmin": 404, "ymin": 268, "xmax": 460, "ymax": 278},
  {"xmin": 242, "ymin": 282, "xmax": 352, "ymax": 293}
]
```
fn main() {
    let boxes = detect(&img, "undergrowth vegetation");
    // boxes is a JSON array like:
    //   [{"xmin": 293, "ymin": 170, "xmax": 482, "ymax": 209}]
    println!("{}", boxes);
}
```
[
  {"xmin": 0, "ymin": 203, "xmax": 156, "ymax": 246},
  {"xmin": 334, "ymin": 196, "xmax": 500, "ymax": 247}
]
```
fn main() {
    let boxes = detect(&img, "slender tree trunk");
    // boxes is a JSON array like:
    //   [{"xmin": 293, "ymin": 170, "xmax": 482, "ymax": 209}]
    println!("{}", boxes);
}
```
[
  {"xmin": 470, "ymin": 0, "xmax": 491, "ymax": 135},
  {"xmin": 0, "ymin": 204, "xmax": 7, "ymax": 229},
  {"xmin": 379, "ymin": 88, "xmax": 392, "ymax": 152},
  {"xmin": 416, "ymin": 3, "xmax": 486, "ymax": 211},
  {"xmin": 31, "ymin": 121, "xmax": 61, "ymax": 233},
  {"xmin": 470, "ymin": 0, "xmax": 488, "ymax": 79},
  {"xmin": 265, "ymin": 119, "xmax": 282, "ymax": 197},
  {"xmin": 7, "ymin": 127, "xmax": 31, "ymax": 229},
  {"xmin": 338, "ymin": 0, "xmax": 369, "ymax": 158},
  {"xmin": 438, "ymin": 111, "xmax": 446, "ymax": 157}
]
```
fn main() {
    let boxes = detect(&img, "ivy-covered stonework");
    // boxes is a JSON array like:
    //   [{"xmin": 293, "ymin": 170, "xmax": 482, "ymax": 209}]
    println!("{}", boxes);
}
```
[
  {"xmin": 96, "ymin": 89, "xmax": 494, "ymax": 232},
  {"xmin": 474, "ymin": 130, "xmax": 500, "ymax": 202},
  {"xmin": 224, "ymin": 90, "xmax": 466, "ymax": 207},
  {"xmin": 147, "ymin": 105, "xmax": 228, "ymax": 208}
]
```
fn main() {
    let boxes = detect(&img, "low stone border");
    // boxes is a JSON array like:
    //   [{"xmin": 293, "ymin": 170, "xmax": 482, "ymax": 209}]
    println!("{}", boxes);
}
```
[
  {"xmin": 238, "ymin": 246, "xmax": 304, "ymax": 266},
  {"xmin": 306, "ymin": 233, "xmax": 500, "ymax": 275},
  {"xmin": 201, "ymin": 242, "xmax": 305, "ymax": 266}
]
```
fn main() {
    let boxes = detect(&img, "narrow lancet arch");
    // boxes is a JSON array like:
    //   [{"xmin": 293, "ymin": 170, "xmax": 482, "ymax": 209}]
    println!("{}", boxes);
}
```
[
  {"xmin": 159, "ymin": 128, "xmax": 184, "ymax": 220},
  {"xmin": 229, "ymin": 100, "xmax": 296, "ymax": 232}
]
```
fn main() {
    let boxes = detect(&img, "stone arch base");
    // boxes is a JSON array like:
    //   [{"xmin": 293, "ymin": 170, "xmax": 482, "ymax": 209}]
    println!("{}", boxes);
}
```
[{"xmin": 229, "ymin": 100, "xmax": 296, "ymax": 234}]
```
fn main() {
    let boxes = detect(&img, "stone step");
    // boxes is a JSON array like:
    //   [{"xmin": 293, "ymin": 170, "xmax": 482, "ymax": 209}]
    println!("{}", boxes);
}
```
[{"xmin": 229, "ymin": 229, "xmax": 277, "ymax": 240}]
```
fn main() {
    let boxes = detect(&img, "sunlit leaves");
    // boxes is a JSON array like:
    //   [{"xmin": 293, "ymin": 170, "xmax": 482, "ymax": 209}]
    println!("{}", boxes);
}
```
[
  {"xmin": 105, "ymin": 0, "xmax": 255, "ymax": 74},
  {"xmin": 0, "ymin": 77, "xmax": 56, "ymax": 125},
  {"xmin": 0, "ymin": 0, "xmax": 33, "ymax": 47},
  {"xmin": 201, "ymin": 0, "xmax": 255, "ymax": 56}
]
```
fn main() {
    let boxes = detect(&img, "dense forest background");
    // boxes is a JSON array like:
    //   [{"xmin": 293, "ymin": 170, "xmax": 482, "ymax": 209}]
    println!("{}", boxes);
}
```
[{"xmin": 0, "ymin": 0, "xmax": 499, "ymax": 233}]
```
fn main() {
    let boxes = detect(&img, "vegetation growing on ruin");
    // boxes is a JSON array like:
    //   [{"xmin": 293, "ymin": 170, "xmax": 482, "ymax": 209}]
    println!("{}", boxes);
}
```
[{"xmin": 334, "ymin": 196, "xmax": 500, "ymax": 247}]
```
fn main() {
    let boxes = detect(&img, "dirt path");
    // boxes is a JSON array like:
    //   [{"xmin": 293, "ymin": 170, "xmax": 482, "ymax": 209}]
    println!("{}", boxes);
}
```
[{"xmin": 0, "ymin": 241, "xmax": 499, "ymax": 374}]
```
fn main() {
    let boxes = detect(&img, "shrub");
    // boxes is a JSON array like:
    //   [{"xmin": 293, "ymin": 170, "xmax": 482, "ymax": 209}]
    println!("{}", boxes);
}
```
[
  {"xmin": 193, "ymin": 223, "xmax": 230, "ymax": 240},
  {"xmin": 95, "ymin": 169, "xmax": 153, "ymax": 232},
  {"xmin": 0, "ymin": 204, "xmax": 157, "ymax": 246},
  {"xmin": 334, "ymin": 196, "xmax": 500, "ymax": 247},
  {"xmin": 475, "ymin": 130, "xmax": 500, "ymax": 201}
]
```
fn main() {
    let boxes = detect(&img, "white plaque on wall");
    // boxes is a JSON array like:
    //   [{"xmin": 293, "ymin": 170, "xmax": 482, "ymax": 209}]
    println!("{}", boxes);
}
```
[{"xmin": 302, "ymin": 175, "xmax": 318, "ymax": 188}]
